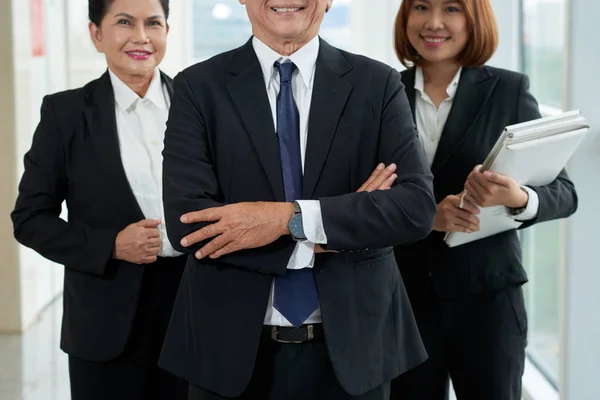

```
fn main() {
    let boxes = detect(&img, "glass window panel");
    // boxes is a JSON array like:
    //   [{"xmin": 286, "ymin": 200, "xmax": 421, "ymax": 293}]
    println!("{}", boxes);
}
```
[
  {"xmin": 521, "ymin": 220, "xmax": 561, "ymax": 387},
  {"xmin": 521, "ymin": 0, "xmax": 566, "ymax": 108},
  {"xmin": 191, "ymin": 0, "xmax": 353, "ymax": 62}
]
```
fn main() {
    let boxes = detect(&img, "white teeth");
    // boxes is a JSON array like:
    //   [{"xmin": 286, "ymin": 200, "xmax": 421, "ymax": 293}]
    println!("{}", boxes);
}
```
[
  {"xmin": 423, "ymin": 37, "xmax": 447, "ymax": 43},
  {"xmin": 129, "ymin": 52, "xmax": 148, "ymax": 55},
  {"xmin": 273, "ymin": 7, "xmax": 301, "ymax": 12}
]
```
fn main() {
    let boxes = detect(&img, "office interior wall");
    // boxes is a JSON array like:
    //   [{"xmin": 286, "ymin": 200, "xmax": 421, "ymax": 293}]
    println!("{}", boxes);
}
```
[
  {"xmin": 0, "ymin": 0, "xmax": 20, "ymax": 333},
  {"xmin": 0, "ymin": 0, "xmax": 67, "ymax": 333}
]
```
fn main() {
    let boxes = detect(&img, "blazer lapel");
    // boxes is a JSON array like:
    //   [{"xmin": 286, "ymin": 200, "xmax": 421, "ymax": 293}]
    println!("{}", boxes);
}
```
[
  {"xmin": 161, "ymin": 70, "xmax": 174, "ymax": 98},
  {"xmin": 84, "ymin": 72, "xmax": 145, "ymax": 220},
  {"xmin": 302, "ymin": 39, "xmax": 353, "ymax": 198},
  {"xmin": 226, "ymin": 40, "xmax": 285, "ymax": 201},
  {"xmin": 401, "ymin": 68, "xmax": 417, "ymax": 124},
  {"xmin": 430, "ymin": 67, "xmax": 498, "ymax": 175}
]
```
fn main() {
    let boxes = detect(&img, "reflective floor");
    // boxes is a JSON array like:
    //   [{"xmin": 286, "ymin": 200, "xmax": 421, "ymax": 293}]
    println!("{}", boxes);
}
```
[{"xmin": 0, "ymin": 298, "xmax": 70, "ymax": 400}]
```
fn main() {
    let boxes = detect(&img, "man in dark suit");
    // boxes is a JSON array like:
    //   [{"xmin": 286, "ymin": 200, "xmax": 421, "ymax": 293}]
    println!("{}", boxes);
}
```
[{"xmin": 158, "ymin": 1, "xmax": 437, "ymax": 398}]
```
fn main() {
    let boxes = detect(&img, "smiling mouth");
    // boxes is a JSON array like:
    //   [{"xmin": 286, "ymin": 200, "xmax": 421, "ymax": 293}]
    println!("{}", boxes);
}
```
[
  {"xmin": 126, "ymin": 51, "xmax": 153, "ymax": 56},
  {"xmin": 271, "ymin": 7, "xmax": 304, "ymax": 13},
  {"xmin": 421, "ymin": 36, "xmax": 450, "ymax": 43}
]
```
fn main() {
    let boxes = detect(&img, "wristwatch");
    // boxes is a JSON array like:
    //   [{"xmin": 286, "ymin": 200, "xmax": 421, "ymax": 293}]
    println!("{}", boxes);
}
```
[{"xmin": 288, "ymin": 201, "xmax": 307, "ymax": 241}]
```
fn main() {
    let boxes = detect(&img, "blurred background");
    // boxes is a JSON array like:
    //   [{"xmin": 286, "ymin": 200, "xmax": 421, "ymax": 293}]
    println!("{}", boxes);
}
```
[{"xmin": 0, "ymin": 0, "xmax": 598, "ymax": 399}]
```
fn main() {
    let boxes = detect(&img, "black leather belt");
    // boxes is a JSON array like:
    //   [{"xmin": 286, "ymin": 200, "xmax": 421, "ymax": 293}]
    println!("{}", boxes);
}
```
[{"xmin": 263, "ymin": 324, "xmax": 324, "ymax": 343}]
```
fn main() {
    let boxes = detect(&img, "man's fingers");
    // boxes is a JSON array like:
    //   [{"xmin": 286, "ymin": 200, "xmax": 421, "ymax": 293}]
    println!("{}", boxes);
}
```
[
  {"xmin": 209, "ymin": 243, "xmax": 240, "ymax": 259},
  {"xmin": 181, "ymin": 223, "xmax": 225, "ymax": 247},
  {"xmin": 147, "ymin": 238, "xmax": 161, "ymax": 247},
  {"xmin": 379, "ymin": 174, "xmax": 398, "ymax": 190},
  {"xmin": 137, "ymin": 219, "xmax": 161, "ymax": 228},
  {"xmin": 370, "ymin": 164, "xmax": 397, "ymax": 190},
  {"xmin": 315, "ymin": 244, "xmax": 339, "ymax": 254},
  {"xmin": 145, "ymin": 228, "xmax": 161, "ymax": 239},
  {"xmin": 357, "ymin": 163, "xmax": 385, "ymax": 192},
  {"xmin": 181, "ymin": 208, "xmax": 223, "ymax": 224},
  {"xmin": 195, "ymin": 235, "xmax": 230, "ymax": 259}
]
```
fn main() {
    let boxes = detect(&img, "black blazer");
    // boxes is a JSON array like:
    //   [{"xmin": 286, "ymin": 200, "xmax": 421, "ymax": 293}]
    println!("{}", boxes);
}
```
[
  {"xmin": 11, "ymin": 71, "xmax": 182, "ymax": 361},
  {"xmin": 394, "ymin": 66, "xmax": 578, "ymax": 301},
  {"xmin": 158, "ymin": 38, "xmax": 437, "ymax": 397}
]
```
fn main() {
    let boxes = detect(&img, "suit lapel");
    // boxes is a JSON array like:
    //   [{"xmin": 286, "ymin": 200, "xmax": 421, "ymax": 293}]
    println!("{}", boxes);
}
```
[
  {"xmin": 161, "ymin": 70, "xmax": 174, "ymax": 98},
  {"xmin": 84, "ymin": 72, "xmax": 144, "ymax": 220},
  {"xmin": 302, "ymin": 39, "xmax": 353, "ymax": 198},
  {"xmin": 226, "ymin": 41, "xmax": 285, "ymax": 201},
  {"xmin": 430, "ymin": 67, "xmax": 498, "ymax": 175},
  {"xmin": 401, "ymin": 68, "xmax": 417, "ymax": 124}
]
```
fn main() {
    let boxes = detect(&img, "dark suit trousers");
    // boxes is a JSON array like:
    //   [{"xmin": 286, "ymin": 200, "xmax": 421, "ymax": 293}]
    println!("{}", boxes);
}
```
[
  {"xmin": 189, "ymin": 335, "xmax": 390, "ymax": 400},
  {"xmin": 68, "ymin": 257, "xmax": 188, "ymax": 400},
  {"xmin": 390, "ymin": 284, "xmax": 528, "ymax": 400}
]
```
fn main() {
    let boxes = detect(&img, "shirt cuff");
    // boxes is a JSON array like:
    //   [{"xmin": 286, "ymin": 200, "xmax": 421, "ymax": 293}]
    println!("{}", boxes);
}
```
[
  {"xmin": 286, "ymin": 241, "xmax": 315, "ymax": 270},
  {"xmin": 295, "ymin": 200, "xmax": 328, "ymax": 244},
  {"xmin": 509, "ymin": 186, "xmax": 540, "ymax": 221}
]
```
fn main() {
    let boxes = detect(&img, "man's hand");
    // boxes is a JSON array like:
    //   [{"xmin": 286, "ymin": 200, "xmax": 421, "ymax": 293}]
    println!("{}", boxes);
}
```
[
  {"xmin": 464, "ymin": 165, "xmax": 529, "ymax": 209},
  {"xmin": 315, "ymin": 162, "xmax": 398, "ymax": 254},
  {"xmin": 356, "ymin": 163, "xmax": 397, "ymax": 192},
  {"xmin": 113, "ymin": 219, "xmax": 161, "ymax": 264},
  {"xmin": 433, "ymin": 193, "xmax": 480, "ymax": 233},
  {"xmin": 180, "ymin": 202, "xmax": 294, "ymax": 259}
]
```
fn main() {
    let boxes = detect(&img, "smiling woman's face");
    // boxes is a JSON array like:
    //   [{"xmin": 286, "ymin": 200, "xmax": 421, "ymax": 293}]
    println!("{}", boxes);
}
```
[
  {"xmin": 406, "ymin": 0, "xmax": 469, "ymax": 66},
  {"xmin": 89, "ymin": 0, "xmax": 169, "ymax": 80}
]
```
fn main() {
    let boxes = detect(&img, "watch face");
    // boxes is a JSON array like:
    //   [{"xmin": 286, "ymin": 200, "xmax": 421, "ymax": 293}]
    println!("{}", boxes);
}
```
[{"xmin": 290, "ymin": 214, "xmax": 305, "ymax": 239}]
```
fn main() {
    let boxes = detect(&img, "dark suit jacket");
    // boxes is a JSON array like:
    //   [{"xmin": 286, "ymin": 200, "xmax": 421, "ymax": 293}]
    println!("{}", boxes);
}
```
[
  {"xmin": 158, "ymin": 38, "xmax": 437, "ymax": 397},
  {"xmin": 11, "ymin": 71, "xmax": 183, "ymax": 362},
  {"xmin": 394, "ymin": 66, "xmax": 578, "ymax": 302}
]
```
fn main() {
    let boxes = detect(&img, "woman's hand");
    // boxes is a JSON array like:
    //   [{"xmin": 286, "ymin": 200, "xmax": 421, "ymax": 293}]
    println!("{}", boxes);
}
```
[
  {"xmin": 464, "ymin": 165, "xmax": 529, "ymax": 209},
  {"xmin": 433, "ymin": 193, "xmax": 480, "ymax": 233},
  {"xmin": 113, "ymin": 219, "xmax": 161, "ymax": 264}
]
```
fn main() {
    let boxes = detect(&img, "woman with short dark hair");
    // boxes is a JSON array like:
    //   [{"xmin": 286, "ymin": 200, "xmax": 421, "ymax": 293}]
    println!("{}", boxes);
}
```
[{"xmin": 11, "ymin": 0, "xmax": 187, "ymax": 399}]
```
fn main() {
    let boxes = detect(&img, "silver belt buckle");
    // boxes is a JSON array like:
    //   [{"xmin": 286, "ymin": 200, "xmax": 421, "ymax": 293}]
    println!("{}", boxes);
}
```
[{"xmin": 270, "ymin": 325, "xmax": 314, "ymax": 343}]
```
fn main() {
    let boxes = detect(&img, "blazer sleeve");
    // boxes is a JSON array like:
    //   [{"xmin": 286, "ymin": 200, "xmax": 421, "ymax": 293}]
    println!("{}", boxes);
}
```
[
  {"xmin": 162, "ymin": 72, "xmax": 294, "ymax": 276},
  {"xmin": 515, "ymin": 75, "xmax": 578, "ymax": 229},
  {"xmin": 11, "ymin": 96, "xmax": 118, "ymax": 276},
  {"xmin": 319, "ymin": 69, "xmax": 437, "ymax": 250}
]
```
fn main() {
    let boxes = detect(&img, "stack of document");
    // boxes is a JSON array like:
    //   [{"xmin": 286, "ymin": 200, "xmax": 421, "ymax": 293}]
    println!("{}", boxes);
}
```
[{"xmin": 445, "ymin": 110, "xmax": 590, "ymax": 247}]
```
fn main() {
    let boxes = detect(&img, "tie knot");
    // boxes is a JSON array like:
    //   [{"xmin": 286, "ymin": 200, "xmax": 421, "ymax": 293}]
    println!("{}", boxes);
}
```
[{"xmin": 275, "ymin": 61, "xmax": 296, "ymax": 83}]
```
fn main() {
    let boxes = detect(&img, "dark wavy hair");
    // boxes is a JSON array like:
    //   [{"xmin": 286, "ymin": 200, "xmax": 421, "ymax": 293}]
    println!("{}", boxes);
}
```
[{"xmin": 88, "ymin": 0, "xmax": 170, "ymax": 26}]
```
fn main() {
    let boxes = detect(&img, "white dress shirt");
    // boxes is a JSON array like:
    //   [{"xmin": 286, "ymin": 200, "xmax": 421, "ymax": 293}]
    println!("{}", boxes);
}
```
[
  {"xmin": 414, "ymin": 66, "xmax": 539, "ymax": 220},
  {"xmin": 109, "ymin": 68, "xmax": 182, "ymax": 258},
  {"xmin": 252, "ymin": 36, "xmax": 328, "ymax": 326}
]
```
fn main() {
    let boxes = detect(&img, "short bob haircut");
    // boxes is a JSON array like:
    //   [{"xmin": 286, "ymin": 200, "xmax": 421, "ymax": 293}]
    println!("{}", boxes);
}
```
[{"xmin": 394, "ymin": 0, "xmax": 498, "ymax": 69}]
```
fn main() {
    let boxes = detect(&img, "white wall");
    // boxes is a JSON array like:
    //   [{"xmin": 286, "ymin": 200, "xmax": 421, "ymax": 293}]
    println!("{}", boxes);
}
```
[
  {"xmin": 7, "ymin": 0, "xmax": 67, "ymax": 332},
  {"xmin": 0, "ymin": 0, "xmax": 20, "ymax": 333}
]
